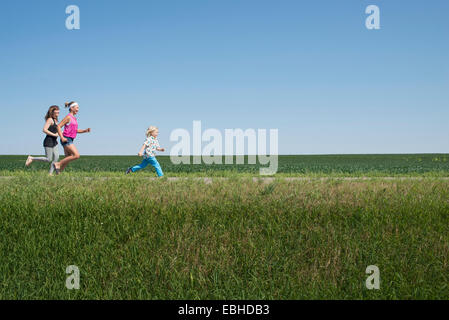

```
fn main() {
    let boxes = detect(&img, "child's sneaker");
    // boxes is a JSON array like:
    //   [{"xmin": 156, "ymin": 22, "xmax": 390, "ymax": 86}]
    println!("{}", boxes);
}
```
[{"xmin": 126, "ymin": 167, "xmax": 132, "ymax": 174}]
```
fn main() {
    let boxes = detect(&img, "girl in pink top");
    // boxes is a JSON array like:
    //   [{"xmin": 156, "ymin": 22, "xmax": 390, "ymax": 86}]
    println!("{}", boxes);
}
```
[
  {"xmin": 63, "ymin": 113, "xmax": 78, "ymax": 139},
  {"xmin": 53, "ymin": 101, "xmax": 91, "ymax": 173}
]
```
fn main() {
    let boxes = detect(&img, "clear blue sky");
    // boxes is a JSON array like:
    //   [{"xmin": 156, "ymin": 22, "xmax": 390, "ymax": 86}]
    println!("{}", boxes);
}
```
[{"xmin": 1, "ymin": 0, "xmax": 448, "ymax": 155}]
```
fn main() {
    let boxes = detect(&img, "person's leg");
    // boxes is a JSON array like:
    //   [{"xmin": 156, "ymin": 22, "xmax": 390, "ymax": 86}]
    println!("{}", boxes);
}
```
[
  {"xmin": 49, "ymin": 146, "xmax": 59, "ymax": 175},
  {"xmin": 28, "ymin": 148, "xmax": 52, "ymax": 164},
  {"xmin": 57, "ymin": 147, "xmax": 72, "ymax": 172},
  {"xmin": 131, "ymin": 158, "xmax": 150, "ymax": 172},
  {"xmin": 55, "ymin": 144, "xmax": 80, "ymax": 171},
  {"xmin": 29, "ymin": 156, "xmax": 49, "ymax": 162},
  {"xmin": 148, "ymin": 157, "xmax": 164, "ymax": 177}
]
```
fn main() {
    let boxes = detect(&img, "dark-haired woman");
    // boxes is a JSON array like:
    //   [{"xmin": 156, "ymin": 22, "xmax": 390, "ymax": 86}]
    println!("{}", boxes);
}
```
[{"xmin": 26, "ymin": 105, "xmax": 67, "ymax": 175}]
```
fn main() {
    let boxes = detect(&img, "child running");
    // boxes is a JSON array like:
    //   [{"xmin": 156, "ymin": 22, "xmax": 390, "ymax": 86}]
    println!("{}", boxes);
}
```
[{"xmin": 126, "ymin": 126, "xmax": 165, "ymax": 177}]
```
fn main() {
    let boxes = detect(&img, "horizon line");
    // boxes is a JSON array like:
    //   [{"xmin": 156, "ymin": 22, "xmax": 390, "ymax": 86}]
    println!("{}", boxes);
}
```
[{"xmin": 1, "ymin": 153, "xmax": 449, "ymax": 157}]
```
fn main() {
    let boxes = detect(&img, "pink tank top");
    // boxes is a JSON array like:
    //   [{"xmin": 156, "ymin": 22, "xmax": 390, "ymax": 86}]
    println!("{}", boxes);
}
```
[{"xmin": 63, "ymin": 114, "xmax": 78, "ymax": 139}]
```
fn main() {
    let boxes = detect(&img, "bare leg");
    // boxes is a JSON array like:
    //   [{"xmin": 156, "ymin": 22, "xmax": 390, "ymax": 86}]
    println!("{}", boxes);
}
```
[
  {"xmin": 55, "ymin": 144, "xmax": 80, "ymax": 172},
  {"xmin": 59, "ymin": 147, "xmax": 72, "ymax": 172}
]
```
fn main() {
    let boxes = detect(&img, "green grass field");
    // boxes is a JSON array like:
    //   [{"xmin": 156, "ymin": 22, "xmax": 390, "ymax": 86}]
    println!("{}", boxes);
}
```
[
  {"xmin": 2, "ymin": 154, "xmax": 449, "ymax": 176},
  {"xmin": 0, "ymin": 154, "xmax": 448, "ymax": 299}
]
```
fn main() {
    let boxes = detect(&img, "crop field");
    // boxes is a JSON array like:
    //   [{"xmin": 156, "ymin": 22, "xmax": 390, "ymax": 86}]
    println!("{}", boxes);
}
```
[
  {"xmin": 1, "ymin": 154, "xmax": 449, "ymax": 177},
  {"xmin": 0, "ymin": 154, "xmax": 448, "ymax": 299}
]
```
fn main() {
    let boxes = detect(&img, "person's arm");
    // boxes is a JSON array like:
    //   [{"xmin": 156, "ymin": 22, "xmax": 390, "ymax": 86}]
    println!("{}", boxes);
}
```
[
  {"xmin": 56, "ymin": 125, "xmax": 66, "ymax": 142},
  {"xmin": 138, "ymin": 144, "xmax": 146, "ymax": 157},
  {"xmin": 58, "ymin": 116, "xmax": 70, "ymax": 129},
  {"xmin": 155, "ymin": 138, "xmax": 165, "ymax": 152},
  {"xmin": 77, "ymin": 128, "xmax": 91, "ymax": 134},
  {"xmin": 42, "ymin": 119, "xmax": 58, "ymax": 137},
  {"xmin": 57, "ymin": 116, "xmax": 71, "ymax": 143}
]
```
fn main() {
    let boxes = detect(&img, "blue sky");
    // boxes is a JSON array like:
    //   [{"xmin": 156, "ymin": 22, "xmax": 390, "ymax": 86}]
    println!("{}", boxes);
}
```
[{"xmin": 0, "ymin": 0, "xmax": 448, "ymax": 155}]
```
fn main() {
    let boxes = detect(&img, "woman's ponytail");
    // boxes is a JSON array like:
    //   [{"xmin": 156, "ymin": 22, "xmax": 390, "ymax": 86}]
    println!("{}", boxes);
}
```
[{"xmin": 65, "ymin": 101, "xmax": 78, "ymax": 111}]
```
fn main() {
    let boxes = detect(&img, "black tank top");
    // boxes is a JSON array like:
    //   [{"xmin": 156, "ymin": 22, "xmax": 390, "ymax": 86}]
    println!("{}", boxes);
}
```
[{"xmin": 43, "ymin": 119, "xmax": 59, "ymax": 148}]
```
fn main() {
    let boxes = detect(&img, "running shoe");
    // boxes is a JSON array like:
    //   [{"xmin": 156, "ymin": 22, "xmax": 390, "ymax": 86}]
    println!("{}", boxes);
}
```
[{"xmin": 52, "ymin": 163, "xmax": 60, "ymax": 175}]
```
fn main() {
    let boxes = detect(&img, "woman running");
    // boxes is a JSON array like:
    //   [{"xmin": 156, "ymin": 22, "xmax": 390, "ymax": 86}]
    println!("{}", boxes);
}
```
[
  {"xmin": 25, "ymin": 105, "xmax": 67, "ymax": 175},
  {"xmin": 53, "ymin": 101, "xmax": 91, "ymax": 173}
]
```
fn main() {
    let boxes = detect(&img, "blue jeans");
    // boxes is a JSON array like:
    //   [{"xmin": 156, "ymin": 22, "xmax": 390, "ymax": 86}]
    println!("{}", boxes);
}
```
[
  {"xmin": 61, "ymin": 137, "xmax": 75, "ymax": 147},
  {"xmin": 131, "ymin": 156, "xmax": 164, "ymax": 177}
]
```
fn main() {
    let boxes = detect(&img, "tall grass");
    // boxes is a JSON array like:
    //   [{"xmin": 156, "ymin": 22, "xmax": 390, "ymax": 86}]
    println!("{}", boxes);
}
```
[{"xmin": 0, "ymin": 175, "xmax": 448, "ymax": 299}]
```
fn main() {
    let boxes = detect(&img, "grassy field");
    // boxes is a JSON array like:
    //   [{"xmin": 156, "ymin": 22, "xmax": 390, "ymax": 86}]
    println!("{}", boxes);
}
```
[
  {"xmin": 2, "ymin": 154, "xmax": 449, "ymax": 176},
  {"xmin": 0, "ymin": 155, "xmax": 448, "ymax": 299}
]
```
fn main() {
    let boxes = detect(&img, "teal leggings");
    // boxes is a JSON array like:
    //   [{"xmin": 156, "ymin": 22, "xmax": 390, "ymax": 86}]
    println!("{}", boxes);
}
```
[{"xmin": 131, "ymin": 156, "xmax": 164, "ymax": 176}]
